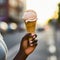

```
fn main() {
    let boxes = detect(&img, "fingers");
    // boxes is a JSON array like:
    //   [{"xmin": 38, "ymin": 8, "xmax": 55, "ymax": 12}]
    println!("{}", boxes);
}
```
[
  {"xmin": 23, "ymin": 33, "xmax": 37, "ymax": 41},
  {"xmin": 28, "ymin": 33, "xmax": 37, "ymax": 47},
  {"xmin": 26, "ymin": 33, "xmax": 37, "ymax": 38},
  {"xmin": 31, "ymin": 33, "xmax": 37, "ymax": 39},
  {"xmin": 29, "ymin": 40, "xmax": 38, "ymax": 47},
  {"xmin": 28, "ymin": 33, "xmax": 37, "ymax": 41},
  {"xmin": 22, "ymin": 33, "xmax": 37, "ymax": 47},
  {"xmin": 31, "ymin": 33, "xmax": 37, "ymax": 38},
  {"xmin": 29, "ymin": 40, "xmax": 38, "ymax": 44}
]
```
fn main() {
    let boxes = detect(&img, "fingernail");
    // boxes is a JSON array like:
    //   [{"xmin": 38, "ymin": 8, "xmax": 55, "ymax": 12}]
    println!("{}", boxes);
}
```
[
  {"xmin": 30, "ymin": 41, "xmax": 33, "ymax": 43},
  {"xmin": 31, "ymin": 33, "xmax": 35, "ymax": 36},
  {"xmin": 30, "ymin": 44, "xmax": 33, "ymax": 46},
  {"xmin": 33, "ymin": 36, "xmax": 35, "ymax": 38}
]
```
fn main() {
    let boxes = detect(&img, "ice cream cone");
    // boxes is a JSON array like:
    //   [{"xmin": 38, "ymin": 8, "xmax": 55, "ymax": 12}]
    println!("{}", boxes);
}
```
[
  {"xmin": 23, "ymin": 10, "xmax": 37, "ymax": 33},
  {"xmin": 24, "ymin": 20, "xmax": 36, "ymax": 33}
]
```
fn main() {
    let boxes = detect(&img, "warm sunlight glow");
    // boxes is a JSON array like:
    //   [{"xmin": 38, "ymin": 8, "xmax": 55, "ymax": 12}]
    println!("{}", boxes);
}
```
[{"xmin": 26, "ymin": 0, "xmax": 60, "ymax": 26}]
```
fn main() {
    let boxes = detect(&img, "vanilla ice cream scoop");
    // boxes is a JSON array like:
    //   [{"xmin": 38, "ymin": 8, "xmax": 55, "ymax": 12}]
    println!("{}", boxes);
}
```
[{"xmin": 23, "ymin": 10, "xmax": 37, "ymax": 22}]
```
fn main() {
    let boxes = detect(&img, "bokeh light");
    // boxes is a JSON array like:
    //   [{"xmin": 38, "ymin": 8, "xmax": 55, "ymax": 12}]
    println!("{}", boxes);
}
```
[
  {"xmin": 0, "ymin": 22, "xmax": 8, "ymax": 31},
  {"xmin": 48, "ymin": 55, "xmax": 57, "ymax": 60},
  {"xmin": 48, "ymin": 45, "xmax": 56, "ymax": 54},
  {"xmin": 9, "ymin": 23, "xmax": 17, "ymax": 30}
]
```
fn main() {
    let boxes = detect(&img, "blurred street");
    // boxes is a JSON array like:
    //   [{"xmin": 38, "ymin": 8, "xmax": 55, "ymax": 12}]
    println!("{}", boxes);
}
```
[
  {"xmin": 2, "ymin": 25, "xmax": 60, "ymax": 60},
  {"xmin": 0, "ymin": 0, "xmax": 60, "ymax": 60}
]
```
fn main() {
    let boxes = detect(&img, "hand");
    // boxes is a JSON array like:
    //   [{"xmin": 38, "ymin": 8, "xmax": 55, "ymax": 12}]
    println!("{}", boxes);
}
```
[
  {"xmin": 20, "ymin": 33, "xmax": 38, "ymax": 56},
  {"xmin": 13, "ymin": 33, "xmax": 38, "ymax": 60}
]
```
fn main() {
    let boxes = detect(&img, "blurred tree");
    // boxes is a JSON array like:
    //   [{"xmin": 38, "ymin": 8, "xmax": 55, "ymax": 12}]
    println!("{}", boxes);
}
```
[{"xmin": 57, "ymin": 3, "xmax": 60, "ymax": 23}]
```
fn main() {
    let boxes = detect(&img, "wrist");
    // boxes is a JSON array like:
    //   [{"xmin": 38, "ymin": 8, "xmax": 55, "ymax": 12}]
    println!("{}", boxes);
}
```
[
  {"xmin": 19, "ymin": 48, "xmax": 29, "ymax": 56},
  {"xmin": 14, "ymin": 50, "xmax": 28, "ymax": 60},
  {"xmin": 19, "ymin": 50, "xmax": 28, "ymax": 58}
]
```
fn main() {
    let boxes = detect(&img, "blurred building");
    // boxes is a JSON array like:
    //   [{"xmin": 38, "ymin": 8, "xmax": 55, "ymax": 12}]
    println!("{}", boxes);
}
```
[
  {"xmin": 0, "ymin": 0, "xmax": 8, "ymax": 21},
  {"xmin": 0, "ymin": 0, "xmax": 26, "ymax": 22},
  {"xmin": 0, "ymin": 0, "xmax": 26, "ymax": 32},
  {"xmin": 57, "ymin": 3, "xmax": 60, "ymax": 23}
]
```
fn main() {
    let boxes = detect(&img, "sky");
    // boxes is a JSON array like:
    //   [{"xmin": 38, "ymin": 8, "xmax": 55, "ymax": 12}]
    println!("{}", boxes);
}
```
[{"xmin": 26, "ymin": 0, "xmax": 60, "ymax": 25}]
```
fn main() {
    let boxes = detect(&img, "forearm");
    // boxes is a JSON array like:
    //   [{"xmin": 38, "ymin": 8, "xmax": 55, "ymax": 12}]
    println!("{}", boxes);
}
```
[{"xmin": 13, "ymin": 51, "xmax": 28, "ymax": 60}]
